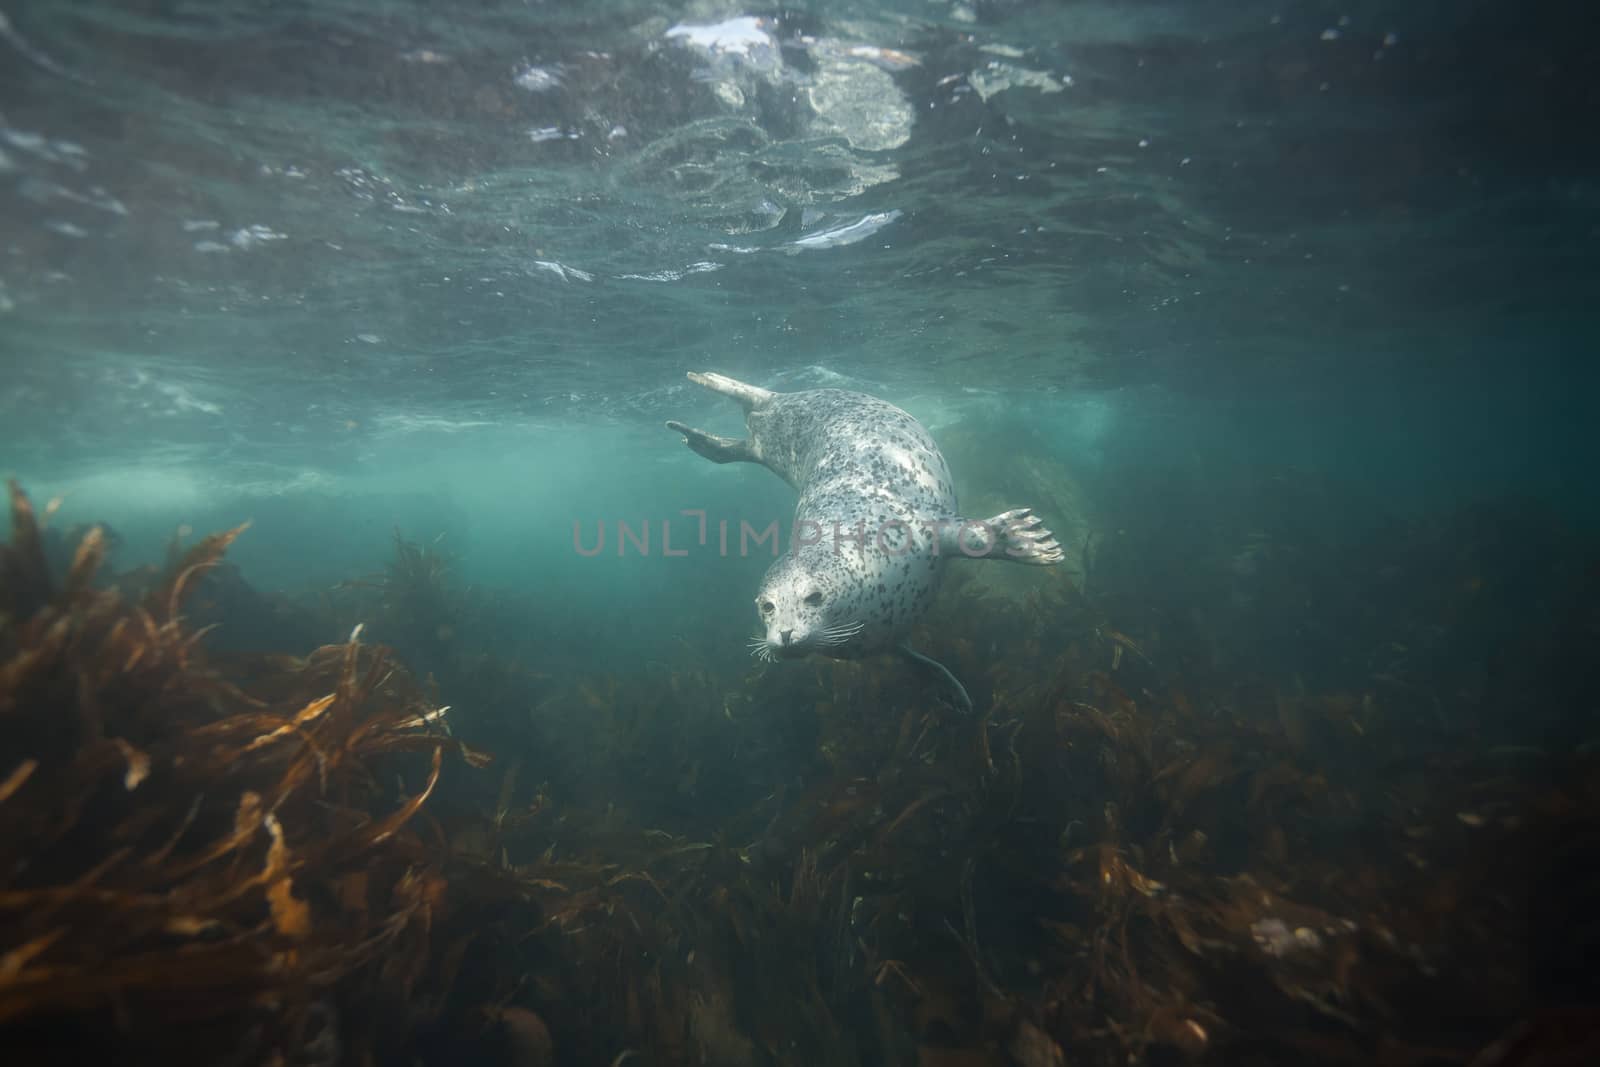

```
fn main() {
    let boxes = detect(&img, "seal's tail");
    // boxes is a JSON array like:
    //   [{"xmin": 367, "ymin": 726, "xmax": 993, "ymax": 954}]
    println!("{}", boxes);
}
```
[
  {"xmin": 686, "ymin": 371, "xmax": 774, "ymax": 411},
  {"xmin": 665, "ymin": 420, "xmax": 754, "ymax": 464}
]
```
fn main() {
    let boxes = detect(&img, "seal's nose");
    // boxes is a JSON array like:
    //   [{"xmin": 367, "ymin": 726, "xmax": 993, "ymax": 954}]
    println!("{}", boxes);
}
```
[{"xmin": 780, "ymin": 629, "xmax": 793, "ymax": 645}]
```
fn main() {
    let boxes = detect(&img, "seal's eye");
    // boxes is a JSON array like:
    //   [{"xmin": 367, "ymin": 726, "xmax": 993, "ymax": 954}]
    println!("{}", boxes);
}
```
[
  {"xmin": 804, "ymin": 590, "xmax": 823, "ymax": 607},
  {"xmin": 758, "ymin": 599, "xmax": 775, "ymax": 615}
]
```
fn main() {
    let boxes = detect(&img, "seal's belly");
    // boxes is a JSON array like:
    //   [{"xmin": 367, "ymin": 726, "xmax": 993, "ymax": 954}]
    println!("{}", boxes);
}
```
[
  {"xmin": 796, "ymin": 429, "xmax": 956, "ymax": 518},
  {"xmin": 793, "ymin": 475, "xmax": 952, "ymax": 654}
]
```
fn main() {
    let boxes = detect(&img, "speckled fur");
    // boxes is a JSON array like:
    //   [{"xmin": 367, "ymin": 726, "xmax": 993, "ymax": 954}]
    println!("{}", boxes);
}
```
[
  {"xmin": 747, "ymin": 383, "xmax": 954, "ymax": 657},
  {"xmin": 668, "ymin": 372, "xmax": 1063, "ymax": 673}
]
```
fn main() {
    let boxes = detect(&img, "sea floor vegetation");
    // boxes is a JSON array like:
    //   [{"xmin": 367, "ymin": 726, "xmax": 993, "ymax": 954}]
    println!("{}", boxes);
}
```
[{"xmin": 2, "ymin": 476, "xmax": 1597, "ymax": 1066}]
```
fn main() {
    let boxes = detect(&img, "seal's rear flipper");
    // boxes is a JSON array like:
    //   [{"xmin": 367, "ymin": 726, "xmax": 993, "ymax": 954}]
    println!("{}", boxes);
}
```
[
  {"xmin": 942, "ymin": 508, "xmax": 1065, "ymax": 565},
  {"xmin": 686, "ymin": 371, "xmax": 775, "ymax": 411},
  {"xmin": 666, "ymin": 420, "xmax": 755, "ymax": 465},
  {"xmin": 899, "ymin": 645, "xmax": 973, "ymax": 714}
]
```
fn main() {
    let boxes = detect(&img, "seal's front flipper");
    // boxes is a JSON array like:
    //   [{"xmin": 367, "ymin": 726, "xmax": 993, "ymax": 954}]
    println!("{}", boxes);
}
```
[
  {"xmin": 686, "ymin": 371, "xmax": 775, "ymax": 411},
  {"xmin": 665, "ymin": 421, "xmax": 756, "ymax": 465},
  {"xmin": 942, "ymin": 508, "xmax": 1065, "ymax": 566},
  {"xmin": 899, "ymin": 644, "xmax": 973, "ymax": 714}
]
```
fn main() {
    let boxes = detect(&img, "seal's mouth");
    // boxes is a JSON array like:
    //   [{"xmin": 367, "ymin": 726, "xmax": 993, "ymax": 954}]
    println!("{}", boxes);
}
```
[
  {"xmin": 748, "ymin": 633, "xmax": 811, "ymax": 663},
  {"xmin": 748, "ymin": 621, "xmax": 864, "ymax": 664}
]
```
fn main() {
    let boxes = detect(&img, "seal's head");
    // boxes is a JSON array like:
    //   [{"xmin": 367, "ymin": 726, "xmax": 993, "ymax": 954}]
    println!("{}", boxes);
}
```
[{"xmin": 751, "ymin": 550, "xmax": 862, "ymax": 661}]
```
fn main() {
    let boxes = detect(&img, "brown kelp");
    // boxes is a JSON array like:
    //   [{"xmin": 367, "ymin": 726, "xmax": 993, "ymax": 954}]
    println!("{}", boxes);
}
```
[
  {"xmin": 332, "ymin": 528, "xmax": 462, "ymax": 676},
  {"xmin": 0, "ymin": 481, "xmax": 494, "ymax": 1064},
  {"xmin": 3, "ymin": 473, "xmax": 1596, "ymax": 1066},
  {"xmin": 465, "ymin": 495, "xmax": 1598, "ymax": 1067}
]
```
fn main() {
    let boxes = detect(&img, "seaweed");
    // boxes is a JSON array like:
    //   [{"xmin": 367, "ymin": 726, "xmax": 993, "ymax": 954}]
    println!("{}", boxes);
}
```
[
  {"xmin": 463, "ymin": 490, "xmax": 1598, "ymax": 1067},
  {"xmin": 0, "ymin": 481, "xmax": 493, "ymax": 1064},
  {"xmin": 332, "ymin": 528, "xmax": 462, "ymax": 678},
  {"xmin": 3, "ymin": 474, "xmax": 1597, "ymax": 1067}
]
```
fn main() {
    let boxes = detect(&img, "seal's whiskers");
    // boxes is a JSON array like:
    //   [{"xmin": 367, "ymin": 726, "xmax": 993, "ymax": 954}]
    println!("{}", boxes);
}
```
[{"xmin": 817, "ymin": 621, "xmax": 864, "ymax": 647}]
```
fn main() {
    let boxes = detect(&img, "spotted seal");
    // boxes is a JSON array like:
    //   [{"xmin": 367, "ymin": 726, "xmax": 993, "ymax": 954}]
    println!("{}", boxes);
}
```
[{"xmin": 666, "ymin": 371, "xmax": 1063, "ymax": 711}]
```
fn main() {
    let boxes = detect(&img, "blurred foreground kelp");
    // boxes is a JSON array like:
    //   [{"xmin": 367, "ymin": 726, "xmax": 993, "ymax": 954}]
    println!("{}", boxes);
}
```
[
  {"xmin": 4, "ymin": 471, "xmax": 1599, "ymax": 1067},
  {"xmin": 0, "ymin": 481, "xmax": 499, "ymax": 1064}
]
